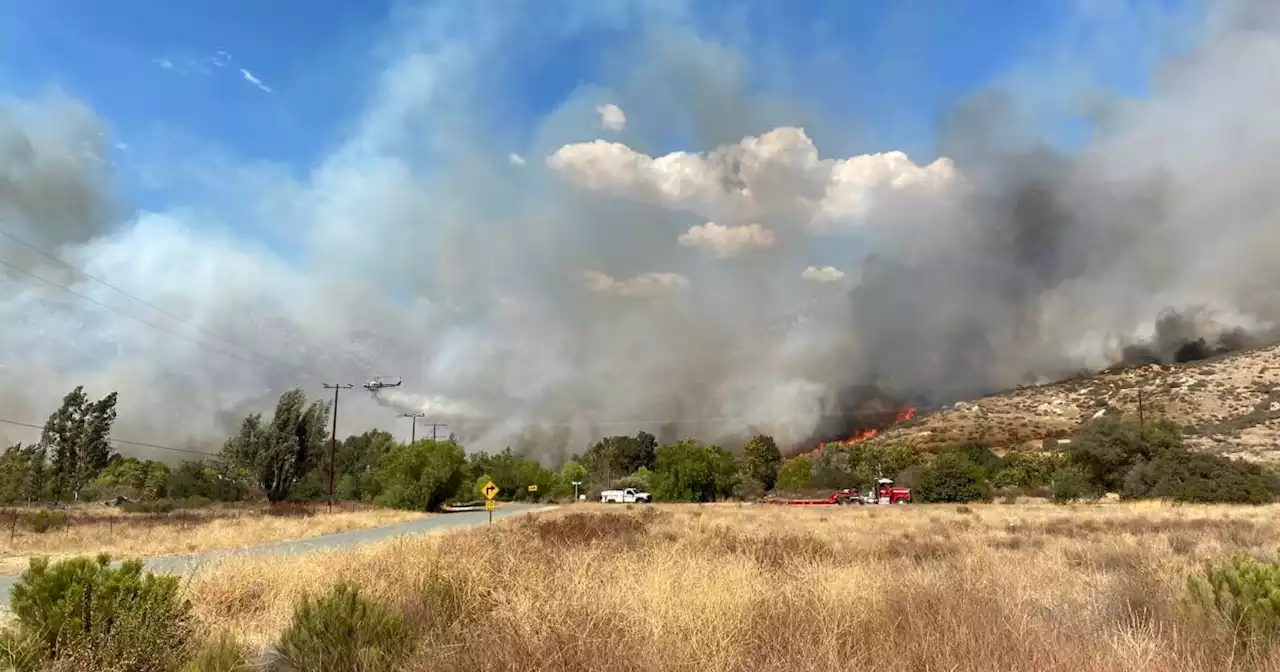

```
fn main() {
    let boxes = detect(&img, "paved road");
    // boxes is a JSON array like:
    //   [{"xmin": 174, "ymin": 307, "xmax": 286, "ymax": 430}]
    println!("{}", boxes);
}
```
[{"xmin": 0, "ymin": 504, "xmax": 544, "ymax": 610}]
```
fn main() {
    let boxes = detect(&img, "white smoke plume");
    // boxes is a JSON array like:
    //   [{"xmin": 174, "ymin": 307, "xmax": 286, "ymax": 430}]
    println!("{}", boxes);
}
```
[
  {"xmin": 2, "ymin": 0, "xmax": 1280, "ymax": 461},
  {"xmin": 801, "ymin": 266, "xmax": 844, "ymax": 284}
]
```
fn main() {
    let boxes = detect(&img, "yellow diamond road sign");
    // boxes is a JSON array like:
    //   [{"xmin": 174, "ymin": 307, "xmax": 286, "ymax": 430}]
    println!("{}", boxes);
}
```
[
  {"xmin": 527, "ymin": 484, "xmax": 538, "ymax": 492},
  {"xmin": 485, "ymin": 499, "xmax": 496, "ymax": 512},
  {"xmin": 483, "ymin": 480, "xmax": 500, "ymax": 500}
]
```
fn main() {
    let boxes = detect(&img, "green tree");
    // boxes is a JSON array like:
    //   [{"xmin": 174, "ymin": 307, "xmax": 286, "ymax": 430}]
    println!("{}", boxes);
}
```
[
  {"xmin": 166, "ymin": 460, "xmax": 247, "ymax": 502},
  {"xmin": 39, "ymin": 386, "xmax": 119, "ymax": 502},
  {"xmin": 1067, "ymin": 417, "xmax": 1183, "ymax": 493},
  {"xmin": 373, "ymin": 440, "xmax": 467, "ymax": 512},
  {"xmin": 560, "ymin": 459, "xmax": 588, "ymax": 488},
  {"xmin": 740, "ymin": 434, "xmax": 782, "ymax": 491},
  {"xmin": 954, "ymin": 442, "xmax": 1004, "ymax": 479},
  {"xmin": 1050, "ymin": 464, "xmax": 1094, "ymax": 503},
  {"xmin": 810, "ymin": 446, "xmax": 857, "ymax": 490},
  {"xmin": 0, "ymin": 444, "xmax": 42, "ymax": 504},
  {"xmin": 221, "ymin": 389, "xmax": 330, "ymax": 502},
  {"xmin": 581, "ymin": 432, "xmax": 658, "ymax": 484},
  {"xmin": 95, "ymin": 458, "xmax": 171, "ymax": 500},
  {"xmin": 916, "ymin": 452, "xmax": 991, "ymax": 503},
  {"xmin": 652, "ymin": 440, "xmax": 737, "ymax": 503},
  {"xmin": 775, "ymin": 456, "xmax": 813, "ymax": 491},
  {"xmin": 296, "ymin": 429, "xmax": 399, "ymax": 501}
]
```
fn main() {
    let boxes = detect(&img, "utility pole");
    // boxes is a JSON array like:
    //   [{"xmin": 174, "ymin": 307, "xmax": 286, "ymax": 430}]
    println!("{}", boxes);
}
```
[
  {"xmin": 400, "ymin": 412, "xmax": 426, "ymax": 443},
  {"xmin": 425, "ymin": 422, "xmax": 447, "ymax": 441},
  {"xmin": 322, "ymin": 383, "xmax": 354, "ymax": 513}
]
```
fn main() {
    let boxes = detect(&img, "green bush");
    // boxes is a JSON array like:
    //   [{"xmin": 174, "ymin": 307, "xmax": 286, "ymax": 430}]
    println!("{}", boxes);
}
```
[
  {"xmin": 775, "ymin": 456, "xmax": 813, "ymax": 491},
  {"xmin": 1187, "ymin": 552, "xmax": 1280, "ymax": 651},
  {"xmin": 1125, "ymin": 452, "xmax": 1276, "ymax": 504},
  {"xmin": 372, "ymin": 440, "xmax": 466, "ymax": 512},
  {"xmin": 4, "ymin": 554, "xmax": 193, "ymax": 671},
  {"xmin": 652, "ymin": 440, "xmax": 737, "ymax": 502},
  {"xmin": 24, "ymin": 509, "xmax": 68, "ymax": 533},
  {"xmin": 274, "ymin": 582, "xmax": 411, "ymax": 672},
  {"xmin": 1050, "ymin": 465, "xmax": 1095, "ymax": 503},
  {"xmin": 915, "ymin": 452, "xmax": 991, "ymax": 503}
]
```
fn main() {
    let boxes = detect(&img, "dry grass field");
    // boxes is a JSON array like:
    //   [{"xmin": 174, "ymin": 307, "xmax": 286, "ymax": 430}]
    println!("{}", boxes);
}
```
[
  {"xmin": 0, "ymin": 502, "xmax": 425, "ymax": 576},
  {"xmin": 184, "ymin": 501, "xmax": 1280, "ymax": 672}
]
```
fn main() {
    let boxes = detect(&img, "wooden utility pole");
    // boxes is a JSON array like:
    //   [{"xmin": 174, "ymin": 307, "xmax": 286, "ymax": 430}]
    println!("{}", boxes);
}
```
[
  {"xmin": 423, "ymin": 422, "xmax": 447, "ymax": 441},
  {"xmin": 322, "ymin": 383, "xmax": 353, "ymax": 513},
  {"xmin": 400, "ymin": 412, "xmax": 426, "ymax": 443}
]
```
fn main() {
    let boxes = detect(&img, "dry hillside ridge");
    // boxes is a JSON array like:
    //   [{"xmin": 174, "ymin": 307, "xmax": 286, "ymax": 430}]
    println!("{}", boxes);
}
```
[{"xmin": 873, "ymin": 343, "xmax": 1280, "ymax": 463}]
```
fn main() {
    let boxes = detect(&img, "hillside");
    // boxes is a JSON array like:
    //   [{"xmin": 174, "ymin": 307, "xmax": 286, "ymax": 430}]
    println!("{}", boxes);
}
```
[{"xmin": 872, "ymin": 343, "xmax": 1280, "ymax": 463}]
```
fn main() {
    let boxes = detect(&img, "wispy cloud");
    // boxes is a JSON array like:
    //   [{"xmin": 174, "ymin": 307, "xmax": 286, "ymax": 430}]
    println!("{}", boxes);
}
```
[
  {"xmin": 508, "ymin": 153, "xmax": 526, "ymax": 166},
  {"xmin": 596, "ymin": 103, "xmax": 626, "ymax": 132},
  {"xmin": 240, "ymin": 69, "xmax": 273, "ymax": 93}
]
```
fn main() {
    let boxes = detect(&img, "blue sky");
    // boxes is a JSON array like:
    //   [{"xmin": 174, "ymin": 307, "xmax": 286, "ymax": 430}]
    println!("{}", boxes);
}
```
[{"xmin": 0, "ymin": 0, "xmax": 1197, "ymax": 219}]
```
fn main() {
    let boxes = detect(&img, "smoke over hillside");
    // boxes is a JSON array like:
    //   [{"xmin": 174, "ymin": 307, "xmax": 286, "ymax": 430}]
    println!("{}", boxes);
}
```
[{"xmin": 2, "ymin": 1, "xmax": 1279, "ymax": 460}]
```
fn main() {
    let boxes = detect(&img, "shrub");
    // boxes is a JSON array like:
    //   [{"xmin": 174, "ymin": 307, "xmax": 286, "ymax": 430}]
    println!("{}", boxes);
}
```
[
  {"xmin": 915, "ymin": 452, "xmax": 991, "ymax": 503},
  {"xmin": 4, "ymin": 554, "xmax": 193, "ymax": 670},
  {"xmin": 1186, "ymin": 552, "xmax": 1280, "ymax": 652},
  {"xmin": 121, "ymin": 499, "xmax": 174, "ymax": 514},
  {"xmin": 732, "ymin": 476, "xmax": 766, "ymax": 501},
  {"xmin": 24, "ymin": 509, "xmax": 68, "ymax": 533},
  {"xmin": 372, "ymin": 440, "xmax": 467, "ymax": 512},
  {"xmin": 1127, "ymin": 452, "xmax": 1276, "ymax": 504},
  {"xmin": 183, "ymin": 632, "xmax": 252, "ymax": 672},
  {"xmin": 1051, "ymin": 465, "xmax": 1095, "ymax": 503},
  {"xmin": 775, "ymin": 456, "xmax": 813, "ymax": 491},
  {"xmin": 740, "ymin": 435, "xmax": 782, "ymax": 491},
  {"xmin": 0, "ymin": 628, "xmax": 43, "ymax": 672},
  {"xmin": 652, "ymin": 440, "xmax": 737, "ymax": 502},
  {"xmin": 274, "ymin": 582, "xmax": 411, "ymax": 672}
]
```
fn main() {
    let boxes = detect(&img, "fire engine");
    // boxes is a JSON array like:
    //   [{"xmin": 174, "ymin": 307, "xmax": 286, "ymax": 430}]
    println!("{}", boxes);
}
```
[{"xmin": 768, "ymin": 478, "xmax": 912, "ymax": 506}]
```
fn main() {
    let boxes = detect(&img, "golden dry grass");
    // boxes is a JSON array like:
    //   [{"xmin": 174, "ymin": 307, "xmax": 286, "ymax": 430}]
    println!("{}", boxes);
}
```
[
  {"xmin": 182, "ymin": 501, "xmax": 1280, "ymax": 672},
  {"xmin": 0, "ymin": 502, "xmax": 425, "ymax": 576}
]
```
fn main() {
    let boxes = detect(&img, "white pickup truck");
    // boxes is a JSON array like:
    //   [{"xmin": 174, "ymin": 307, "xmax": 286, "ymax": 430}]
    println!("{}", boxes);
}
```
[{"xmin": 600, "ymin": 487, "xmax": 652, "ymax": 503}]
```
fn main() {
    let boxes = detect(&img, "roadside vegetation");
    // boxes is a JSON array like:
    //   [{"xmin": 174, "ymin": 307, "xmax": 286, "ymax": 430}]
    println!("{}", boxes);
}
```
[
  {"xmin": 8, "ymin": 502, "xmax": 1280, "ymax": 671},
  {"xmin": 4, "ymin": 385, "xmax": 1277, "ymax": 524}
]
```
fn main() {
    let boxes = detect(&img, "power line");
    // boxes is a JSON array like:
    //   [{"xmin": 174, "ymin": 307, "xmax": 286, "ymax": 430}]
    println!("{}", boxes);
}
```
[
  {"xmin": 0, "ymin": 417, "xmax": 217, "ymax": 457},
  {"xmin": 0, "ymin": 255, "xmax": 306, "ymax": 378},
  {"xmin": 0, "ymin": 227, "xmax": 322, "ymax": 377},
  {"xmin": 435, "ymin": 405, "xmax": 940, "ymax": 430}
]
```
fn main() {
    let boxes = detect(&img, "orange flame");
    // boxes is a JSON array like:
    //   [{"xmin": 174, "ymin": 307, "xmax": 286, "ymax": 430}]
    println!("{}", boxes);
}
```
[{"xmin": 794, "ymin": 405, "xmax": 919, "ymax": 457}]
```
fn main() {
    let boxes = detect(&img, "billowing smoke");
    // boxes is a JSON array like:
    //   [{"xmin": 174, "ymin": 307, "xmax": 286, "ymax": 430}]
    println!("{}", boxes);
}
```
[{"xmin": 3, "ymin": 0, "xmax": 1280, "ymax": 460}]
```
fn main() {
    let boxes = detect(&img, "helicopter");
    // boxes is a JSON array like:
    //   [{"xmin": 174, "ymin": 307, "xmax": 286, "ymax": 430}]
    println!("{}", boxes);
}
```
[{"xmin": 363, "ymin": 376, "xmax": 403, "ymax": 391}]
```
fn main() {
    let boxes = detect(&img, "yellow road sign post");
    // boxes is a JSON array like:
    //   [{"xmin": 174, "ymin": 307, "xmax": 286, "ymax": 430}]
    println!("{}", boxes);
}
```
[
  {"xmin": 483, "ymin": 481, "xmax": 500, "ymax": 524},
  {"xmin": 527, "ymin": 484, "xmax": 537, "ymax": 492}
]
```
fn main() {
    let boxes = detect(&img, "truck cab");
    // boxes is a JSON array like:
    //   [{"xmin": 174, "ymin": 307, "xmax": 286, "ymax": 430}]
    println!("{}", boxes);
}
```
[{"xmin": 600, "ymin": 488, "xmax": 652, "ymax": 503}]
